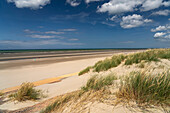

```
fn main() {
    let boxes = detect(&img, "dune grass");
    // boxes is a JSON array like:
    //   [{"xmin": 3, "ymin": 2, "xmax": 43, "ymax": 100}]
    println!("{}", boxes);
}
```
[
  {"xmin": 0, "ymin": 92, "xmax": 3, "ymax": 96},
  {"xmin": 94, "ymin": 55, "xmax": 126, "ymax": 72},
  {"xmin": 79, "ymin": 49, "xmax": 170, "ymax": 74},
  {"xmin": 116, "ymin": 71, "xmax": 170, "ymax": 106},
  {"xmin": 41, "ymin": 73, "xmax": 117, "ymax": 113},
  {"xmin": 81, "ymin": 73, "xmax": 117, "ymax": 92},
  {"xmin": 78, "ymin": 66, "xmax": 92, "ymax": 76},
  {"xmin": 40, "ymin": 93, "xmax": 75, "ymax": 113},
  {"xmin": 9, "ymin": 82, "xmax": 43, "ymax": 101},
  {"xmin": 125, "ymin": 49, "xmax": 170, "ymax": 65},
  {"xmin": 138, "ymin": 62, "xmax": 145, "ymax": 68}
]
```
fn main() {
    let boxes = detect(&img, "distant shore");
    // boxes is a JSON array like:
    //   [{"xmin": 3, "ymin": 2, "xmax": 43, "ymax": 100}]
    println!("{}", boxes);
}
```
[{"xmin": 0, "ymin": 49, "xmax": 144, "ymax": 69}]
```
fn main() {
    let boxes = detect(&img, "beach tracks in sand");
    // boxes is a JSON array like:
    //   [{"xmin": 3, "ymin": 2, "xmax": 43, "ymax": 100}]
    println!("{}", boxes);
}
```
[{"xmin": 1, "ymin": 72, "xmax": 78, "ymax": 93}]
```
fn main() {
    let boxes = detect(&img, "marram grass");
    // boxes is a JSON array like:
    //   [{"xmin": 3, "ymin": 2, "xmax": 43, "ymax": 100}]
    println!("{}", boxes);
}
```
[
  {"xmin": 81, "ymin": 73, "xmax": 117, "ymax": 92},
  {"xmin": 0, "ymin": 92, "xmax": 3, "ymax": 96},
  {"xmin": 78, "ymin": 66, "xmax": 92, "ymax": 76},
  {"xmin": 9, "ymin": 82, "xmax": 43, "ymax": 101},
  {"xmin": 41, "ymin": 73, "xmax": 116, "ymax": 113},
  {"xmin": 79, "ymin": 49, "xmax": 170, "ymax": 74},
  {"xmin": 116, "ymin": 71, "xmax": 170, "ymax": 106}
]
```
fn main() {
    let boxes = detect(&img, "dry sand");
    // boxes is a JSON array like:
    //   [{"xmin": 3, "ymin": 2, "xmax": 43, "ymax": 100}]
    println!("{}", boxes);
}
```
[
  {"xmin": 0, "ymin": 57, "xmax": 106, "ymax": 90},
  {"xmin": 0, "ymin": 57, "xmax": 106, "ymax": 111},
  {"xmin": 0, "ymin": 50, "xmax": 146, "ymax": 112}
]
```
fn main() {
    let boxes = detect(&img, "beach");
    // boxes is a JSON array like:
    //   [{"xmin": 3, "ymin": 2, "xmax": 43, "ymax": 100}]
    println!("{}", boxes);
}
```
[{"xmin": 0, "ymin": 49, "xmax": 144, "ymax": 111}]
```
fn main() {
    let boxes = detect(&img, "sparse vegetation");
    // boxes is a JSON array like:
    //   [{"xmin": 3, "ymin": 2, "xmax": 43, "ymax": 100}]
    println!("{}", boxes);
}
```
[
  {"xmin": 9, "ymin": 82, "xmax": 43, "ymax": 101},
  {"xmin": 116, "ymin": 71, "xmax": 170, "ymax": 106},
  {"xmin": 0, "ymin": 92, "xmax": 4, "ymax": 96},
  {"xmin": 138, "ymin": 62, "xmax": 145, "ymax": 68},
  {"xmin": 79, "ymin": 49, "xmax": 170, "ymax": 74},
  {"xmin": 40, "ymin": 49, "xmax": 170, "ymax": 113},
  {"xmin": 125, "ymin": 49, "xmax": 170, "ymax": 65},
  {"xmin": 94, "ymin": 54, "xmax": 126, "ymax": 72},
  {"xmin": 41, "ymin": 93, "xmax": 75, "ymax": 113},
  {"xmin": 81, "ymin": 73, "xmax": 117, "ymax": 92},
  {"xmin": 41, "ymin": 74, "xmax": 117, "ymax": 113},
  {"xmin": 78, "ymin": 66, "xmax": 92, "ymax": 75}
]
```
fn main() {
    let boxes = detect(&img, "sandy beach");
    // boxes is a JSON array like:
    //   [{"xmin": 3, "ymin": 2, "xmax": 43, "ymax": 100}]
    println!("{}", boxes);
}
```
[{"xmin": 0, "ymin": 50, "xmax": 144, "ymax": 111}]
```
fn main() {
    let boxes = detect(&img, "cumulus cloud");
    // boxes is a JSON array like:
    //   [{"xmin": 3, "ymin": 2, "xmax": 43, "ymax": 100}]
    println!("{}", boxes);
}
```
[
  {"xmin": 152, "ymin": 9, "xmax": 170, "ymax": 16},
  {"xmin": 7, "ymin": 0, "xmax": 50, "ymax": 9},
  {"xmin": 154, "ymin": 32, "xmax": 166, "ymax": 38},
  {"xmin": 120, "ymin": 14, "xmax": 152, "ymax": 29},
  {"xmin": 97, "ymin": 0, "xmax": 143, "ymax": 14},
  {"xmin": 151, "ymin": 25, "xmax": 167, "ymax": 32},
  {"xmin": 140, "ymin": 0, "xmax": 170, "ymax": 11},
  {"xmin": 141, "ymin": 0, "xmax": 162, "ymax": 11},
  {"xmin": 97, "ymin": 0, "xmax": 170, "ymax": 14},
  {"xmin": 152, "ymin": 24, "xmax": 170, "ymax": 41},
  {"xmin": 162, "ymin": 1, "xmax": 170, "ymax": 7},
  {"xmin": 66, "ymin": 0, "xmax": 81, "ymax": 7}
]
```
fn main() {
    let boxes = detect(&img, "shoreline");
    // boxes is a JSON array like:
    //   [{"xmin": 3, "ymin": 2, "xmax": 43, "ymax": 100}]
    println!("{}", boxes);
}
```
[{"xmin": 0, "ymin": 50, "xmax": 143, "ymax": 69}]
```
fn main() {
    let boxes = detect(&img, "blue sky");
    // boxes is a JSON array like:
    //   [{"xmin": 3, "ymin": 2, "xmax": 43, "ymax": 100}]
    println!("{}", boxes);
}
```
[{"xmin": 0, "ymin": 0, "xmax": 170, "ymax": 49}]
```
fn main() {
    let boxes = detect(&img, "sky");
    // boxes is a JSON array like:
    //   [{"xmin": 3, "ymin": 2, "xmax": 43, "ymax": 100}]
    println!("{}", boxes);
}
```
[{"xmin": 0, "ymin": 0, "xmax": 170, "ymax": 49}]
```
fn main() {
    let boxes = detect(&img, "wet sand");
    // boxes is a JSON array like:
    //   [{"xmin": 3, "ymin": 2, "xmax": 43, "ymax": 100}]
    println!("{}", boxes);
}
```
[{"xmin": 0, "ymin": 50, "xmax": 142, "ymax": 69}]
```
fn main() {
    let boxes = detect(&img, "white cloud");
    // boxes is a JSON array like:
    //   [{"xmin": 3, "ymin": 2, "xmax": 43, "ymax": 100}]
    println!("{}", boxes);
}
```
[
  {"xmin": 164, "ymin": 34, "xmax": 170, "ymax": 39},
  {"xmin": 144, "ymin": 19, "xmax": 153, "ymax": 23},
  {"xmin": 24, "ymin": 29, "xmax": 35, "ymax": 33},
  {"xmin": 101, "ymin": 22, "xmax": 115, "ymax": 26},
  {"xmin": 66, "ymin": 0, "xmax": 80, "ymax": 7},
  {"xmin": 163, "ymin": 1, "xmax": 170, "ymax": 7},
  {"xmin": 154, "ymin": 32, "xmax": 166, "ymax": 38},
  {"xmin": 152, "ymin": 24, "xmax": 170, "ymax": 41},
  {"xmin": 29, "ymin": 34, "xmax": 56, "ymax": 39},
  {"xmin": 0, "ymin": 40, "xmax": 83, "ymax": 47},
  {"xmin": 60, "ymin": 29, "xmax": 77, "ymax": 31},
  {"xmin": 85, "ymin": 0, "xmax": 101, "ymax": 3},
  {"xmin": 151, "ymin": 25, "xmax": 167, "ymax": 32},
  {"xmin": 120, "ymin": 14, "xmax": 152, "ymax": 29},
  {"xmin": 141, "ymin": 0, "xmax": 170, "ymax": 11},
  {"xmin": 109, "ymin": 15, "xmax": 117, "ymax": 21},
  {"xmin": 152, "ymin": 9, "xmax": 170, "ymax": 16},
  {"xmin": 7, "ymin": 0, "xmax": 50, "ymax": 9},
  {"xmin": 97, "ymin": 0, "xmax": 170, "ymax": 14},
  {"xmin": 45, "ymin": 31, "xmax": 65, "ymax": 35},
  {"xmin": 141, "ymin": 0, "xmax": 163, "ymax": 11},
  {"xmin": 97, "ymin": 0, "xmax": 143, "ymax": 14}
]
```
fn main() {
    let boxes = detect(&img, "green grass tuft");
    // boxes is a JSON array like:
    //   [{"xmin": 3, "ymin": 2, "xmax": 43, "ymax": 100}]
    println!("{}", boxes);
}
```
[
  {"xmin": 125, "ymin": 49, "xmax": 170, "ymax": 65},
  {"xmin": 78, "ymin": 66, "xmax": 92, "ymax": 76},
  {"xmin": 40, "ymin": 93, "xmax": 75, "ymax": 113},
  {"xmin": 116, "ymin": 71, "xmax": 170, "ymax": 106},
  {"xmin": 94, "ymin": 54, "xmax": 126, "ymax": 72},
  {"xmin": 9, "ymin": 82, "xmax": 43, "ymax": 101},
  {"xmin": 79, "ymin": 49, "xmax": 170, "ymax": 73},
  {"xmin": 81, "ymin": 73, "xmax": 117, "ymax": 92}
]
